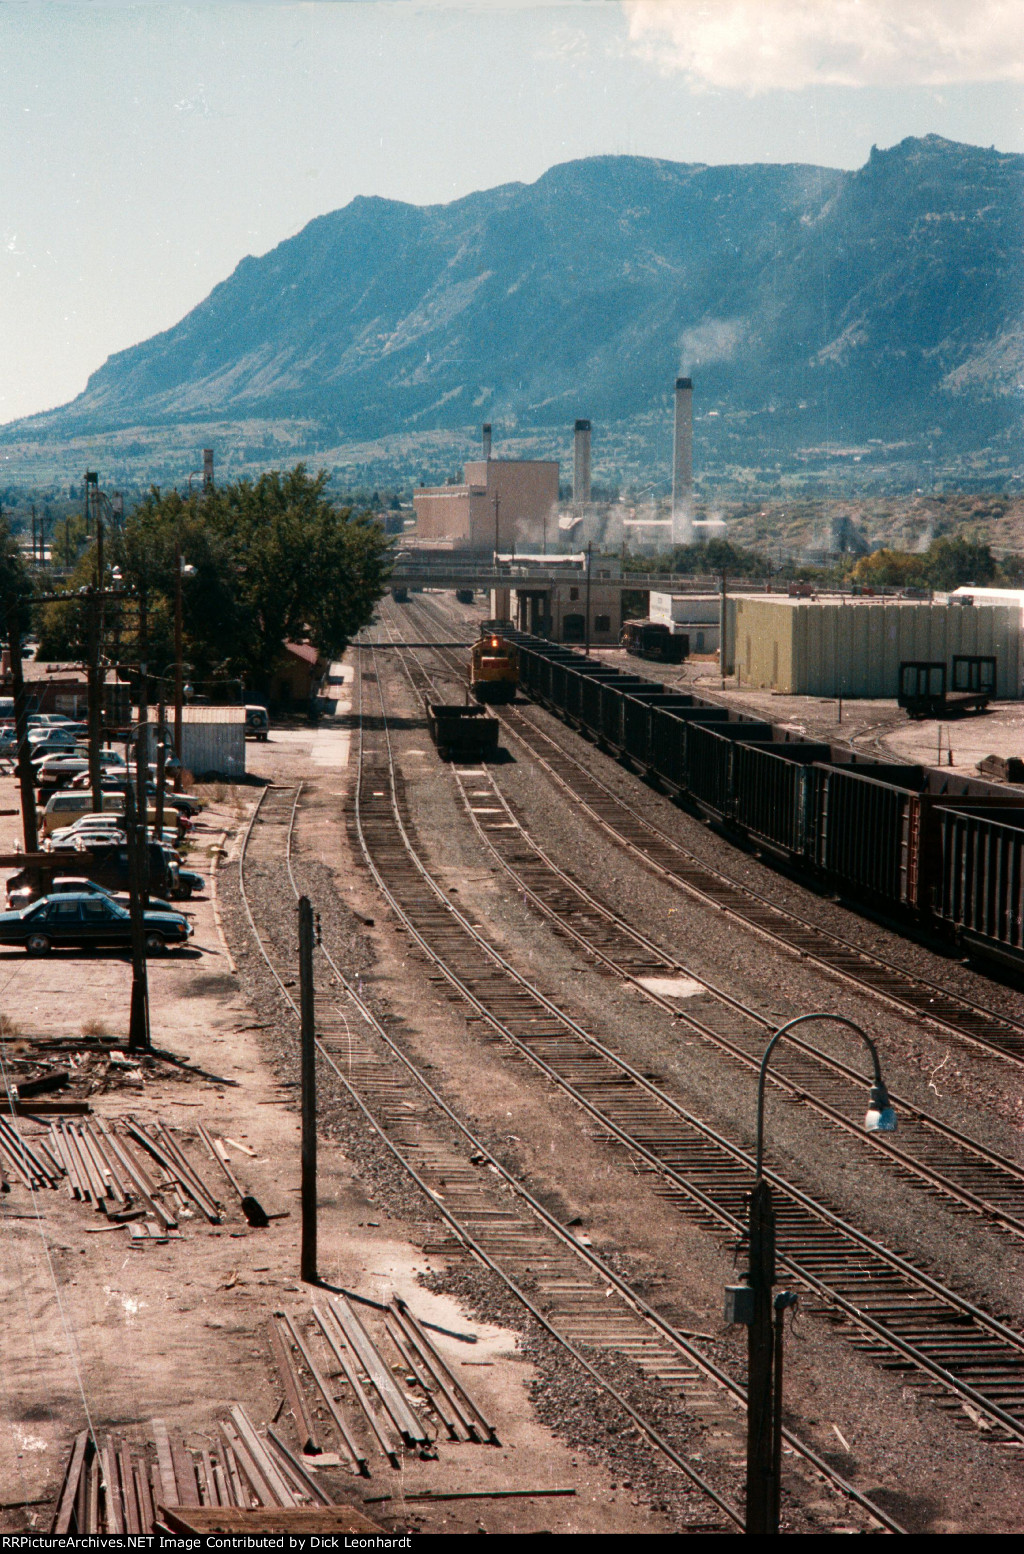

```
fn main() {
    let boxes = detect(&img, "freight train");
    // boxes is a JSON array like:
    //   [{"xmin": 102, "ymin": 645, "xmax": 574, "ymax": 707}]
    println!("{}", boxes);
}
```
[
  {"xmin": 470, "ymin": 632, "xmax": 519, "ymax": 704},
  {"xmin": 510, "ymin": 632, "xmax": 1024, "ymax": 976}
]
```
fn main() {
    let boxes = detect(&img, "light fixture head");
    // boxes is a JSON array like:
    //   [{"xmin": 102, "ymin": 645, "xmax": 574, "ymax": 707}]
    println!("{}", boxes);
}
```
[{"xmin": 865, "ymin": 1081, "xmax": 897, "ymax": 1134}]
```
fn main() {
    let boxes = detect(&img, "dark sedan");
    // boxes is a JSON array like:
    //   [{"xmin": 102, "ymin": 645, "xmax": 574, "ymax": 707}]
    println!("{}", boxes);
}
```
[{"xmin": 0, "ymin": 893, "xmax": 193, "ymax": 955}]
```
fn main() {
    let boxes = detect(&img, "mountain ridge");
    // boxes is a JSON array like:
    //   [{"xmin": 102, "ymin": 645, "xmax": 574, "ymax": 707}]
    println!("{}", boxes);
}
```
[{"xmin": 5, "ymin": 134, "xmax": 1022, "ymax": 486}]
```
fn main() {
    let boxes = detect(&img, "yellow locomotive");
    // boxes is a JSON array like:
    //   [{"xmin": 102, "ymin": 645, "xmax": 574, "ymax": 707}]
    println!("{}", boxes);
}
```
[{"xmin": 469, "ymin": 628, "xmax": 518, "ymax": 704}]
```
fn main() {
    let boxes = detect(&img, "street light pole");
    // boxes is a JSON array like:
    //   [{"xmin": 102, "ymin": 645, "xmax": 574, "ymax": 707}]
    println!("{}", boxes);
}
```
[{"xmin": 728, "ymin": 1013, "xmax": 896, "ymax": 1534}]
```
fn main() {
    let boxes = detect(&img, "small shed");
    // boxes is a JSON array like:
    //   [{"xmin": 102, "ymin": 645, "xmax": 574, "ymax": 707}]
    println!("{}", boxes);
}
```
[
  {"xmin": 270, "ymin": 642, "xmax": 326, "ymax": 708},
  {"xmin": 141, "ymin": 705, "xmax": 246, "ymax": 780}
]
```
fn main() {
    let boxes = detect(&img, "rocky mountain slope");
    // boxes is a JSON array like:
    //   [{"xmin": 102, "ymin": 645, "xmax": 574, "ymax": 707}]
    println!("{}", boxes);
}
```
[{"xmin": 5, "ymin": 135, "xmax": 1021, "ymax": 482}]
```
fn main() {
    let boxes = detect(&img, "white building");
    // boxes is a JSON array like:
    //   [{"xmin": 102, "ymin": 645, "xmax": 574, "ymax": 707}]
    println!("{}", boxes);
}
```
[{"xmin": 649, "ymin": 592, "xmax": 722, "ymax": 655}]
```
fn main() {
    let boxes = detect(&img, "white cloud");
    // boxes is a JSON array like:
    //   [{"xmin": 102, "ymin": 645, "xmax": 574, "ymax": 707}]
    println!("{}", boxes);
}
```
[{"xmin": 623, "ymin": 1, "xmax": 1024, "ymax": 91}]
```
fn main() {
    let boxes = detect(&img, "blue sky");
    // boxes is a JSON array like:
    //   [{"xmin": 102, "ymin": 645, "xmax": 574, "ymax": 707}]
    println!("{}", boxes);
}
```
[{"xmin": 3, "ymin": 0, "xmax": 1023, "ymax": 424}]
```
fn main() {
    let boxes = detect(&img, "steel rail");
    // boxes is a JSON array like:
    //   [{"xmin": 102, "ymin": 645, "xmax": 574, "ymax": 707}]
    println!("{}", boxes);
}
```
[
  {"xmin": 235, "ymin": 776, "xmax": 747, "ymax": 1524},
  {"xmin": 506, "ymin": 697, "xmax": 1024, "ymax": 1066},
  {"xmin": 350, "ymin": 627, "xmax": 1024, "ymax": 1446},
  {"xmin": 404, "ymin": 591, "xmax": 1024, "ymax": 1069},
  {"xmin": 279, "ymin": 799, "xmax": 903, "ymax": 1533},
  {"xmin": 384, "ymin": 611, "xmax": 1024, "ymax": 1239}
]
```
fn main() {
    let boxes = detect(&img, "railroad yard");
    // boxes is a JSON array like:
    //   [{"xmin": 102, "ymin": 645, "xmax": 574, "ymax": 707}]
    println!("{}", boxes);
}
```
[{"xmin": 4, "ymin": 590, "xmax": 1024, "ymax": 1537}]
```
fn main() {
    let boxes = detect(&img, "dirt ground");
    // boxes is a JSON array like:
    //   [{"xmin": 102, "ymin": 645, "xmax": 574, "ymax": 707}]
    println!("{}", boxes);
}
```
[
  {"xmin": 0, "ymin": 730, "xmax": 675, "ymax": 1538},
  {"xmin": 5, "ymin": 612, "xmax": 1024, "ymax": 1538}
]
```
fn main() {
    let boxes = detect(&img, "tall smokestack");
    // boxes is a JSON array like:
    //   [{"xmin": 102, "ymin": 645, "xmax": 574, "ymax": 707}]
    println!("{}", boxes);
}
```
[
  {"xmin": 481, "ymin": 423, "xmax": 492, "ymax": 461},
  {"xmin": 573, "ymin": 419, "xmax": 591, "ymax": 509},
  {"xmin": 203, "ymin": 447, "xmax": 214, "ymax": 490},
  {"xmin": 672, "ymin": 377, "xmax": 693, "ymax": 516}
]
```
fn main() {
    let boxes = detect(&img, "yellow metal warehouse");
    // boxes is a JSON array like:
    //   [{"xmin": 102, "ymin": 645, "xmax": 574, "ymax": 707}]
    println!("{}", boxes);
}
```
[{"xmin": 727, "ymin": 597, "xmax": 1022, "ymax": 698}]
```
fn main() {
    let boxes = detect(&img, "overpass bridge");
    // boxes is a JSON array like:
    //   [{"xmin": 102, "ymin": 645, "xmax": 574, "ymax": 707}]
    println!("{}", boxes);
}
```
[{"xmin": 387, "ymin": 561, "xmax": 765, "ymax": 593}]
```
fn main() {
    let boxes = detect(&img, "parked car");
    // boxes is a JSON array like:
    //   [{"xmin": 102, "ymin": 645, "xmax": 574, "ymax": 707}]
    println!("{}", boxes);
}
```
[
  {"xmin": 35, "ymin": 753, "xmax": 127, "ymax": 792},
  {"xmin": 48, "ymin": 817, "xmax": 181, "ymax": 850},
  {"xmin": 245, "ymin": 704, "xmax": 270, "ymax": 741},
  {"xmin": 6, "ymin": 876, "xmax": 178, "ymax": 915},
  {"xmin": 0, "ymin": 892, "xmax": 192, "ymax": 955},
  {"xmin": 174, "ymin": 868, "xmax": 206, "ymax": 900},
  {"xmin": 6, "ymin": 840, "xmax": 181, "ymax": 909},
  {"xmin": 68, "ymin": 774, "xmax": 203, "ymax": 818},
  {"xmin": 41, "ymin": 791, "xmax": 127, "ymax": 835}
]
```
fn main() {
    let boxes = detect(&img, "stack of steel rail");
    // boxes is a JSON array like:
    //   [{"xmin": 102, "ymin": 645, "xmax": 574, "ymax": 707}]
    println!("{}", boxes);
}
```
[
  {"xmin": 269, "ymin": 1297, "xmax": 497, "ymax": 1478},
  {"xmin": 50, "ymin": 1408, "xmax": 331, "ymax": 1534},
  {"xmin": 0, "ymin": 1112, "xmax": 63, "ymax": 1189},
  {"xmin": 39, "ymin": 1116, "xmax": 225, "ymax": 1232}
]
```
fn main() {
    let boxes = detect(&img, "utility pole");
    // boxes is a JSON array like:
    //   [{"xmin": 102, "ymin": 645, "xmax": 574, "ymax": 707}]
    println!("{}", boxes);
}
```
[
  {"xmin": 493, "ymin": 493, "xmax": 500, "ymax": 563},
  {"xmin": 720, "ymin": 568, "xmax": 728, "ymax": 691},
  {"xmin": 123, "ymin": 784, "xmax": 151, "ymax": 1053},
  {"xmin": 6, "ymin": 598, "xmax": 38, "ymax": 854},
  {"xmin": 84, "ymin": 473, "xmax": 106, "ymax": 814},
  {"xmin": 154, "ymin": 698, "xmax": 167, "ymax": 842},
  {"xmin": 135, "ymin": 587, "xmax": 150, "ymax": 905},
  {"xmin": 299, "ymin": 896, "xmax": 318, "ymax": 1285},
  {"xmin": 173, "ymin": 536, "xmax": 184, "ymax": 792},
  {"xmin": 584, "ymin": 541, "xmax": 593, "ymax": 654}
]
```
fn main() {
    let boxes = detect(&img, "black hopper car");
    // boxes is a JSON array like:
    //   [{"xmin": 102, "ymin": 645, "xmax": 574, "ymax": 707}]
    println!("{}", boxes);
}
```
[
  {"xmin": 512, "ymin": 630, "xmax": 1024, "ymax": 976},
  {"xmin": 621, "ymin": 619, "xmax": 689, "ymax": 664}
]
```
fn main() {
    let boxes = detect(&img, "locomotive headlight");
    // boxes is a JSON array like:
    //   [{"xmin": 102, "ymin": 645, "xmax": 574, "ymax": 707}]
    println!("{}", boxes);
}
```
[{"xmin": 864, "ymin": 1079, "xmax": 897, "ymax": 1134}]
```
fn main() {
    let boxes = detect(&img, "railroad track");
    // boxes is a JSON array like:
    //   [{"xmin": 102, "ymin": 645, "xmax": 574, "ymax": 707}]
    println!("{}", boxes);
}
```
[
  {"xmin": 238, "ymin": 788, "xmax": 747, "ymax": 1530},
  {"xmin": 403, "ymin": 592, "xmax": 1024, "ymax": 1071},
  {"xmin": 378, "ymin": 621, "xmax": 1024, "ymax": 1245},
  {"xmin": 351, "ymin": 620, "xmax": 1024, "ymax": 1452},
  {"xmin": 234, "ymin": 725, "xmax": 904, "ymax": 1531}
]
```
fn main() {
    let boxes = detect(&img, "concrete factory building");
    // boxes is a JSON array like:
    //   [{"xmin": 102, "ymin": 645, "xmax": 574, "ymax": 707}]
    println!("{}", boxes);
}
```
[
  {"xmin": 413, "ymin": 457, "xmax": 559, "ymax": 551},
  {"xmin": 727, "ymin": 596, "xmax": 1023, "ymax": 698}
]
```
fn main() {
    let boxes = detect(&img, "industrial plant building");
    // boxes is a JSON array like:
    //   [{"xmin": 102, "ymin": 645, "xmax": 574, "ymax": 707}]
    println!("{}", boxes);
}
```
[
  {"xmin": 412, "ymin": 456, "xmax": 559, "ymax": 551},
  {"xmin": 727, "ymin": 596, "xmax": 1022, "ymax": 698},
  {"xmin": 649, "ymin": 592, "xmax": 721, "ymax": 655}
]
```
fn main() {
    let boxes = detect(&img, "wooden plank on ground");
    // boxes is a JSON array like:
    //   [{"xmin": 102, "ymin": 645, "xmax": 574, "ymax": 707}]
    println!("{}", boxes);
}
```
[{"xmin": 158, "ymin": 1505, "xmax": 384, "ymax": 1535}]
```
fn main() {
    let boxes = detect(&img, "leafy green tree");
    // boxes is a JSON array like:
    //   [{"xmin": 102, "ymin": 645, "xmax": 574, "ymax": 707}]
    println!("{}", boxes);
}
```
[
  {"xmin": 922, "ymin": 534, "xmax": 997, "ymax": 590},
  {"xmin": 39, "ymin": 465, "xmax": 391, "ymax": 695},
  {"xmin": 849, "ymin": 549, "xmax": 929, "ymax": 588},
  {"xmin": 0, "ymin": 518, "xmax": 30, "ymax": 622}
]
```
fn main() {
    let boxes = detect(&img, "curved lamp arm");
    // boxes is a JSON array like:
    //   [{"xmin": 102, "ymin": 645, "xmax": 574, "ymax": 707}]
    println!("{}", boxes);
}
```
[{"xmin": 756, "ymin": 1013, "xmax": 894, "ymax": 1179}]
